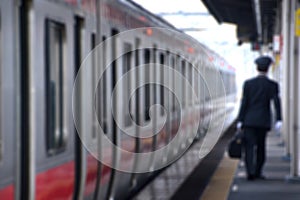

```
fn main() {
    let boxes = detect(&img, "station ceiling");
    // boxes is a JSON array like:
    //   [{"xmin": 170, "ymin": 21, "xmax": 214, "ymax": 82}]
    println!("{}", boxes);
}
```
[{"xmin": 201, "ymin": 0, "xmax": 280, "ymax": 46}]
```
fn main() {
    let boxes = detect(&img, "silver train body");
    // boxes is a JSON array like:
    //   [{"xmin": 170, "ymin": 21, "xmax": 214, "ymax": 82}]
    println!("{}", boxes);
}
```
[{"xmin": 0, "ymin": 0, "xmax": 236, "ymax": 199}]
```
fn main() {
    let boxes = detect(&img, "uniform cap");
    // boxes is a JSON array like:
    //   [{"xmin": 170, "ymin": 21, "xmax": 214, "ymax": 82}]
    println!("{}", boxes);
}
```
[{"xmin": 255, "ymin": 56, "xmax": 273, "ymax": 72}]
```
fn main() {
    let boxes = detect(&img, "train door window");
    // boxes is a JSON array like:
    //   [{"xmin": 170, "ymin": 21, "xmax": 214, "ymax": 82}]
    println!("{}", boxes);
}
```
[
  {"xmin": 232, "ymin": 74, "xmax": 236, "ymax": 94},
  {"xmin": 230, "ymin": 74, "xmax": 233, "ymax": 94},
  {"xmin": 204, "ymin": 65, "xmax": 208, "ymax": 101},
  {"xmin": 188, "ymin": 64, "xmax": 193, "ymax": 106},
  {"xmin": 193, "ymin": 66, "xmax": 198, "ymax": 105},
  {"xmin": 134, "ymin": 48, "xmax": 140, "ymax": 126},
  {"xmin": 144, "ymin": 49, "xmax": 151, "ymax": 121},
  {"xmin": 224, "ymin": 73, "xmax": 228, "ymax": 94},
  {"xmin": 222, "ymin": 71, "xmax": 228, "ymax": 95},
  {"xmin": 170, "ymin": 56, "xmax": 176, "ymax": 112},
  {"xmin": 101, "ymin": 36, "xmax": 108, "ymax": 133},
  {"xmin": 207, "ymin": 68, "xmax": 212, "ymax": 99},
  {"xmin": 200, "ymin": 65, "xmax": 206, "ymax": 102},
  {"xmin": 45, "ymin": 20, "xmax": 67, "ymax": 155},
  {"xmin": 91, "ymin": 33, "xmax": 97, "ymax": 139},
  {"xmin": 111, "ymin": 29, "xmax": 118, "ymax": 144},
  {"xmin": 181, "ymin": 60, "xmax": 186, "ymax": 108},
  {"xmin": 123, "ymin": 43, "xmax": 132, "ymax": 127},
  {"xmin": 174, "ymin": 55, "xmax": 181, "ymax": 111},
  {"xmin": 211, "ymin": 69, "xmax": 216, "ymax": 98},
  {"xmin": 165, "ymin": 51, "xmax": 170, "ymax": 112},
  {"xmin": 227, "ymin": 73, "xmax": 230, "ymax": 94},
  {"xmin": 152, "ymin": 47, "xmax": 157, "ymax": 106},
  {"xmin": 159, "ymin": 53, "xmax": 164, "ymax": 115}
]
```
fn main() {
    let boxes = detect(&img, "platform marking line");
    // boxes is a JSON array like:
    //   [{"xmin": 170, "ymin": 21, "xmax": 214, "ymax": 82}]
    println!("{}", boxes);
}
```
[{"xmin": 200, "ymin": 153, "xmax": 239, "ymax": 200}]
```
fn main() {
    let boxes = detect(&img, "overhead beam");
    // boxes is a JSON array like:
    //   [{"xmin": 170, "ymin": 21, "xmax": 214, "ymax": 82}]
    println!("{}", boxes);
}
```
[
  {"xmin": 253, "ymin": 0, "xmax": 263, "ymax": 42},
  {"xmin": 179, "ymin": 28, "xmax": 207, "ymax": 32},
  {"xmin": 201, "ymin": 0, "xmax": 224, "ymax": 23},
  {"xmin": 157, "ymin": 12, "xmax": 210, "ymax": 16}
]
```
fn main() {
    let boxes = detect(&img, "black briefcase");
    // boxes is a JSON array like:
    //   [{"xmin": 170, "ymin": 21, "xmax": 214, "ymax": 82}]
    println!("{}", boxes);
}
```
[{"xmin": 228, "ymin": 130, "xmax": 243, "ymax": 159}]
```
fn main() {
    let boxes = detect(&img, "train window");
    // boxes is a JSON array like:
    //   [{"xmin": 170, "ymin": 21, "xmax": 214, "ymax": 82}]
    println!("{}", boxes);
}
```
[
  {"xmin": 144, "ymin": 49, "xmax": 151, "ymax": 121},
  {"xmin": 123, "ymin": 43, "xmax": 132, "ymax": 126},
  {"xmin": 45, "ymin": 20, "xmax": 67, "ymax": 155},
  {"xmin": 159, "ymin": 53, "xmax": 165, "ymax": 115}
]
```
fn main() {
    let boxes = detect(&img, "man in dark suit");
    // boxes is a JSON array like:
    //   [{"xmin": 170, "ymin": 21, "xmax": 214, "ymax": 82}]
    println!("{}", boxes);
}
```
[{"xmin": 237, "ymin": 56, "xmax": 282, "ymax": 180}]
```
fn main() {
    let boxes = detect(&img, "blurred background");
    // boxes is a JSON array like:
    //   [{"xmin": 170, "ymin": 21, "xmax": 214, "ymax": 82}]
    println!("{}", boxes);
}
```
[{"xmin": 133, "ymin": 0, "xmax": 260, "ymax": 95}]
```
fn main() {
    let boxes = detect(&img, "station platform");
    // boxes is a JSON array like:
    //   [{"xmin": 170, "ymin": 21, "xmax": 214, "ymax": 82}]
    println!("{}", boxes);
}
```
[
  {"xmin": 132, "ymin": 125, "xmax": 300, "ymax": 200},
  {"xmin": 227, "ymin": 132, "xmax": 300, "ymax": 200}
]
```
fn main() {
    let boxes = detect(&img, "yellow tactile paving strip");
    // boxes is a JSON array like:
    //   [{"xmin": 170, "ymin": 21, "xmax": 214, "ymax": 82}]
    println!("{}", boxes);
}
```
[{"xmin": 200, "ymin": 153, "xmax": 239, "ymax": 200}]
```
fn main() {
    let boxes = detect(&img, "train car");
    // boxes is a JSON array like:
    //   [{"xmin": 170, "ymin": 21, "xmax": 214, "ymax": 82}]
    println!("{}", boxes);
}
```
[{"xmin": 0, "ymin": 0, "xmax": 236, "ymax": 200}]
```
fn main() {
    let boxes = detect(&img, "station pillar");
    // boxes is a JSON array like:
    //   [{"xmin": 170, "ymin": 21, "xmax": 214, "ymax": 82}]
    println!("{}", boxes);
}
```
[
  {"xmin": 293, "ymin": 0, "xmax": 300, "ymax": 179},
  {"xmin": 281, "ymin": 0, "xmax": 292, "ymax": 161},
  {"xmin": 282, "ymin": 0, "xmax": 300, "ymax": 180}
]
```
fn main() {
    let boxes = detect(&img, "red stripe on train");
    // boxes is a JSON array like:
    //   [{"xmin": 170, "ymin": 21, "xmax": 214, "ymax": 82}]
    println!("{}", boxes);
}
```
[
  {"xmin": 0, "ymin": 185, "xmax": 14, "ymax": 200},
  {"xmin": 84, "ymin": 155, "xmax": 98, "ymax": 196},
  {"xmin": 35, "ymin": 161, "xmax": 75, "ymax": 200},
  {"xmin": 35, "ymin": 157, "xmax": 111, "ymax": 199}
]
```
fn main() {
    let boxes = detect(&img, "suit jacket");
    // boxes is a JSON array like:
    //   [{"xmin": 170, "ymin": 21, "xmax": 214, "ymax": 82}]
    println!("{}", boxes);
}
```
[{"xmin": 238, "ymin": 75, "xmax": 282, "ymax": 130}]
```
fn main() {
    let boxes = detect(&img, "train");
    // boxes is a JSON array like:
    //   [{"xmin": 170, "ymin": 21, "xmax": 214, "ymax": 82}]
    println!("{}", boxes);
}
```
[{"xmin": 0, "ymin": 0, "xmax": 236, "ymax": 199}]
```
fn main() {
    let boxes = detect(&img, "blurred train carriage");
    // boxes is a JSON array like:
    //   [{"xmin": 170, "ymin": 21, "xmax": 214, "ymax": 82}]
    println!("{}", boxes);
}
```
[{"xmin": 0, "ymin": 0, "xmax": 236, "ymax": 199}]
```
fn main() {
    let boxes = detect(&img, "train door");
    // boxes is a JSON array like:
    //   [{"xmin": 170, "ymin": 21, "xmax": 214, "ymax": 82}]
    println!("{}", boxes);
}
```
[
  {"xmin": 140, "ymin": 47, "xmax": 154, "ymax": 169},
  {"xmin": 193, "ymin": 63, "xmax": 202, "ymax": 140},
  {"xmin": 97, "ymin": 33, "xmax": 113, "ymax": 200},
  {"xmin": 199, "ymin": 61, "xmax": 207, "ymax": 136},
  {"xmin": 149, "ymin": 50, "xmax": 169, "ymax": 169},
  {"xmin": 107, "ymin": 29, "xmax": 145, "ymax": 200},
  {"xmin": 148, "ymin": 46, "xmax": 158, "ymax": 172},
  {"xmin": 187, "ymin": 63, "xmax": 194, "ymax": 143},
  {"xmin": 74, "ymin": 16, "xmax": 86, "ymax": 200},
  {"xmin": 170, "ymin": 55, "xmax": 182, "ymax": 157},
  {"xmin": 180, "ymin": 59, "xmax": 187, "ymax": 149},
  {"xmin": 156, "ymin": 51, "xmax": 173, "ymax": 166},
  {"xmin": 74, "ymin": 14, "xmax": 100, "ymax": 200},
  {"xmin": 203, "ymin": 63, "xmax": 212, "ymax": 133},
  {"xmin": 169, "ymin": 55, "xmax": 180, "ymax": 146},
  {"xmin": 130, "ymin": 39, "xmax": 142, "ymax": 189},
  {"xmin": 109, "ymin": 39, "xmax": 139, "ymax": 200},
  {"xmin": 31, "ymin": 1, "xmax": 76, "ymax": 199},
  {"xmin": 157, "ymin": 52, "xmax": 168, "ymax": 149},
  {"xmin": 0, "ymin": 1, "xmax": 17, "ymax": 199},
  {"xmin": 105, "ymin": 28, "xmax": 120, "ymax": 200},
  {"xmin": 130, "ymin": 46, "xmax": 155, "ymax": 189}
]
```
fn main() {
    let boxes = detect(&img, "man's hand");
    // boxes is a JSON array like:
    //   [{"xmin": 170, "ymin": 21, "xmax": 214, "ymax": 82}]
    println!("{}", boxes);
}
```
[
  {"xmin": 274, "ymin": 121, "xmax": 282, "ymax": 132},
  {"xmin": 237, "ymin": 121, "xmax": 242, "ymax": 130}
]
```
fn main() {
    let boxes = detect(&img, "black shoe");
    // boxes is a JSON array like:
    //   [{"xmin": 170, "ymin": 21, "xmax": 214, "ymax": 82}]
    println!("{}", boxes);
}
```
[
  {"xmin": 247, "ymin": 175, "xmax": 255, "ymax": 181},
  {"xmin": 255, "ymin": 175, "xmax": 266, "ymax": 180}
]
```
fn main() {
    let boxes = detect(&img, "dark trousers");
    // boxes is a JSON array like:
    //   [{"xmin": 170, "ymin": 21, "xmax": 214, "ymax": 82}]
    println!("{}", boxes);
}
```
[{"xmin": 243, "ymin": 127, "xmax": 268, "ymax": 176}]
